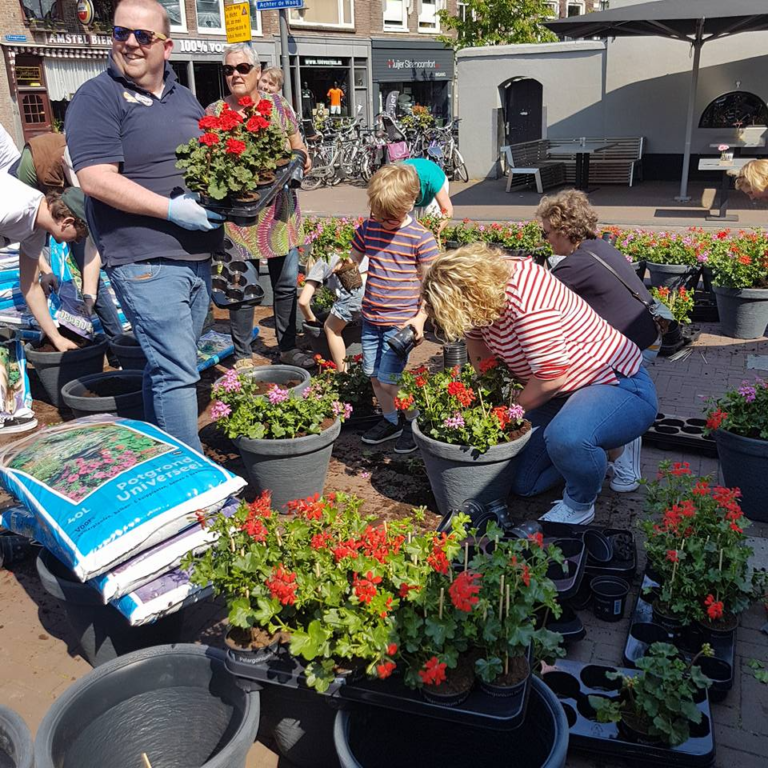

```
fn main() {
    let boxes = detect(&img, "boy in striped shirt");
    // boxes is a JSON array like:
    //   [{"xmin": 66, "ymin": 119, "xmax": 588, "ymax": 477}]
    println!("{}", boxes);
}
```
[{"xmin": 350, "ymin": 164, "xmax": 440, "ymax": 453}]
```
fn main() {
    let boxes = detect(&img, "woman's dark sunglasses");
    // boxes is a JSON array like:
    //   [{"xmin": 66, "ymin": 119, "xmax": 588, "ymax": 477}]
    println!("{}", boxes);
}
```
[
  {"xmin": 223, "ymin": 63, "xmax": 255, "ymax": 77},
  {"xmin": 113, "ymin": 26, "xmax": 167, "ymax": 45}
]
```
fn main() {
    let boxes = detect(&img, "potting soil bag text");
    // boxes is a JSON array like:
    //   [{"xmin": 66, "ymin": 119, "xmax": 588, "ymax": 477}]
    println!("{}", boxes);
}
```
[{"xmin": 0, "ymin": 415, "xmax": 246, "ymax": 580}]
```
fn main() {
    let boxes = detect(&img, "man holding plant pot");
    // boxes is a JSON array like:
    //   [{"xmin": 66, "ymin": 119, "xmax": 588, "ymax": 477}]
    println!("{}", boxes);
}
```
[{"xmin": 65, "ymin": 0, "xmax": 224, "ymax": 451}]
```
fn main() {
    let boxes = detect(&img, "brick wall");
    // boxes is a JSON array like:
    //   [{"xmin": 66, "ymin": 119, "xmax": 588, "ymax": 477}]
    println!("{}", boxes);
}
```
[{"xmin": 0, "ymin": 0, "xmax": 29, "ymax": 146}]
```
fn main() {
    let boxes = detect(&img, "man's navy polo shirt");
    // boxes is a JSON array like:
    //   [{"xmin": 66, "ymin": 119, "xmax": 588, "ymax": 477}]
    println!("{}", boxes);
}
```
[{"xmin": 65, "ymin": 55, "xmax": 222, "ymax": 268}]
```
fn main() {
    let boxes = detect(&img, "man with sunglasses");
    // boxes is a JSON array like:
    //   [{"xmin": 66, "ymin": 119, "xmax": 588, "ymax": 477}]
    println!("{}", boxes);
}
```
[{"xmin": 65, "ymin": 0, "xmax": 224, "ymax": 452}]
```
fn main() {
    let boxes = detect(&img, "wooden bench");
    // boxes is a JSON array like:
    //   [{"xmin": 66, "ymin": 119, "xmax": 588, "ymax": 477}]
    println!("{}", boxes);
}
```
[
  {"xmin": 547, "ymin": 137, "xmax": 644, "ymax": 187},
  {"xmin": 501, "ymin": 141, "xmax": 566, "ymax": 194}
]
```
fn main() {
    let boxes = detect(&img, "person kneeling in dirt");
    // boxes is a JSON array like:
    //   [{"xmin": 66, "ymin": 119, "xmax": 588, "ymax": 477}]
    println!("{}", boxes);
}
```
[{"xmin": 297, "ymin": 251, "xmax": 368, "ymax": 371}]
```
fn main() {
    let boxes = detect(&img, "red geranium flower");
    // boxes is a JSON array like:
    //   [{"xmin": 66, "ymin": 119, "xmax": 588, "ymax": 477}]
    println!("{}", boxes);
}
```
[
  {"xmin": 199, "ymin": 132, "xmax": 219, "ymax": 146},
  {"xmin": 266, "ymin": 564, "xmax": 298, "ymax": 605},
  {"xmin": 387, "ymin": 643, "xmax": 398, "ymax": 656},
  {"xmin": 666, "ymin": 549, "xmax": 678, "ymax": 563},
  {"xmin": 256, "ymin": 98, "xmax": 273, "ymax": 117},
  {"xmin": 449, "ymin": 571, "xmax": 481, "ymax": 612},
  {"xmin": 246, "ymin": 115, "xmax": 270, "ymax": 132},
  {"xmin": 399, "ymin": 583, "xmax": 420, "ymax": 598},
  {"xmin": 238, "ymin": 95, "xmax": 254, "ymax": 107},
  {"xmin": 353, "ymin": 571, "xmax": 382, "ymax": 605},
  {"xmin": 194, "ymin": 510, "xmax": 207, "ymax": 530},
  {"xmin": 704, "ymin": 594, "xmax": 724, "ymax": 621},
  {"xmin": 394, "ymin": 394, "xmax": 414, "ymax": 411},
  {"xmin": 419, "ymin": 656, "xmax": 447, "ymax": 686},
  {"xmin": 520, "ymin": 563, "xmax": 531, "ymax": 587},
  {"xmin": 706, "ymin": 409, "xmax": 728, "ymax": 430},
  {"xmin": 427, "ymin": 534, "xmax": 451, "ymax": 575},
  {"xmin": 226, "ymin": 138, "xmax": 247, "ymax": 155},
  {"xmin": 479, "ymin": 357, "xmax": 498, "ymax": 374},
  {"xmin": 377, "ymin": 661, "xmax": 396, "ymax": 679},
  {"xmin": 198, "ymin": 115, "xmax": 220, "ymax": 130},
  {"xmin": 528, "ymin": 532, "xmax": 544, "ymax": 548},
  {"xmin": 671, "ymin": 462, "xmax": 691, "ymax": 476},
  {"xmin": 218, "ymin": 110, "xmax": 243, "ymax": 131}
]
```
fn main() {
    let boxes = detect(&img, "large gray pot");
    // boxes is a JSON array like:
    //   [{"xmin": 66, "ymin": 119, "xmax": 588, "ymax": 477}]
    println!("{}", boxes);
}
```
[
  {"xmin": 61, "ymin": 371, "xmax": 145, "ymax": 420},
  {"xmin": 412, "ymin": 420, "xmax": 533, "ymax": 514},
  {"xmin": 34, "ymin": 644, "xmax": 261, "ymax": 768},
  {"xmin": 234, "ymin": 418, "xmax": 341, "ymax": 512},
  {"xmin": 714, "ymin": 429, "xmax": 768, "ymax": 522},
  {"xmin": 214, "ymin": 364, "xmax": 311, "ymax": 398},
  {"xmin": 109, "ymin": 333, "xmax": 147, "ymax": 370},
  {"xmin": 646, "ymin": 262, "xmax": 699, "ymax": 290},
  {"xmin": 302, "ymin": 320, "xmax": 362, "ymax": 360},
  {"xmin": 0, "ymin": 705, "xmax": 33, "ymax": 768},
  {"xmin": 25, "ymin": 336, "xmax": 108, "ymax": 408},
  {"xmin": 713, "ymin": 286, "xmax": 768, "ymax": 339},
  {"xmin": 333, "ymin": 675, "xmax": 568, "ymax": 768}
]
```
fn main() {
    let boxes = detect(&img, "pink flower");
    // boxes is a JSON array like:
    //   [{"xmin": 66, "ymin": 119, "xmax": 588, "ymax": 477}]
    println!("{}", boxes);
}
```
[
  {"xmin": 210, "ymin": 400, "xmax": 232, "ymax": 421},
  {"xmin": 267, "ymin": 385, "xmax": 289, "ymax": 405},
  {"xmin": 220, "ymin": 368, "xmax": 242, "ymax": 393},
  {"xmin": 508, "ymin": 404, "xmax": 525, "ymax": 421},
  {"xmin": 443, "ymin": 412, "xmax": 465, "ymax": 429},
  {"xmin": 331, "ymin": 400, "xmax": 353, "ymax": 419}
]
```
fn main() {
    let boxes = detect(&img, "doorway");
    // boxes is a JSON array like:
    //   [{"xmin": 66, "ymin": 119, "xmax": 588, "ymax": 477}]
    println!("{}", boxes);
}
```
[{"xmin": 502, "ymin": 78, "xmax": 543, "ymax": 145}]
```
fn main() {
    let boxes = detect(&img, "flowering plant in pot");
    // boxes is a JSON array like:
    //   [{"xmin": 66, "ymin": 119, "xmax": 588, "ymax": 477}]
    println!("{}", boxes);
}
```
[
  {"xmin": 302, "ymin": 217, "xmax": 359, "ymax": 262},
  {"xmin": 589, "ymin": 642, "xmax": 713, "ymax": 747},
  {"xmin": 640, "ymin": 461, "xmax": 765, "ymax": 632},
  {"xmin": 650, "ymin": 286, "xmax": 694, "ymax": 325},
  {"xmin": 176, "ymin": 96, "xmax": 288, "ymax": 201},
  {"xmin": 705, "ymin": 378, "xmax": 768, "ymax": 521},
  {"xmin": 316, "ymin": 354, "xmax": 377, "ymax": 419}
]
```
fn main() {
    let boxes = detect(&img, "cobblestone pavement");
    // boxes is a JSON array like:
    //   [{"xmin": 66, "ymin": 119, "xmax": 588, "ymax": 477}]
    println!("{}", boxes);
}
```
[{"xmin": 0, "ymin": 310, "xmax": 766, "ymax": 767}]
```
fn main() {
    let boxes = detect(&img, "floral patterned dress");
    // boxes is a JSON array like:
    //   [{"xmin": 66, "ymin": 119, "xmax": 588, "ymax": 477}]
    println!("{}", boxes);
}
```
[{"xmin": 205, "ymin": 92, "xmax": 304, "ymax": 260}]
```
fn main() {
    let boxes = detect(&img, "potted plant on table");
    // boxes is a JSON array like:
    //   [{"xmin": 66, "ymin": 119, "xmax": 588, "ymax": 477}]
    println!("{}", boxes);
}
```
[
  {"xmin": 396, "ymin": 359, "xmax": 532, "ymax": 513},
  {"xmin": 705, "ymin": 378, "xmax": 768, "ymax": 521},
  {"xmin": 175, "ymin": 96, "xmax": 290, "ymax": 224},
  {"xmin": 706, "ymin": 229, "xmax": 768, "ymax": 339},
  {"xmin": 589, "ymin": 642, "xmax": 713, "ymax": 747},
  {"xmin": 209, "ymin": 373, "xmax": 350, "ymax": 511}
]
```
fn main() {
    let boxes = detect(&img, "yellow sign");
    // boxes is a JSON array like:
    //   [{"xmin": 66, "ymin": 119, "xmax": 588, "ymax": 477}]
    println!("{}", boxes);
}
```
[{"xmin": 224, "ymin": 0, "xmax": 252, "ymax": 44}]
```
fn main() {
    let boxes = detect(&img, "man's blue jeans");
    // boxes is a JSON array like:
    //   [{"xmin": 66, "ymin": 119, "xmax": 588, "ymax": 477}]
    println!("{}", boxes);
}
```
[
  {"xmin": 107, "ymin": 259, "xmax": 211, "ymax": 452},
  {"xmin": 510, "ymin": 367, "xmax": 658, "ymax": 511}
]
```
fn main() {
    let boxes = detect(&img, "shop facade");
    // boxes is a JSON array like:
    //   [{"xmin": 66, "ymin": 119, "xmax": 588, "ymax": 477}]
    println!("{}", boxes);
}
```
[{"xmin": 371, "ymin": 38, "xmax": 454, "ymax": 121}]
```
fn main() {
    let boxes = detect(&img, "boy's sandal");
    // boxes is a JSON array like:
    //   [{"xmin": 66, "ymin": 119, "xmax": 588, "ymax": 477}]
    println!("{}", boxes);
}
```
[{"xmin": 280, "ymin": 349, "xmax": 316, "ymax": 369}]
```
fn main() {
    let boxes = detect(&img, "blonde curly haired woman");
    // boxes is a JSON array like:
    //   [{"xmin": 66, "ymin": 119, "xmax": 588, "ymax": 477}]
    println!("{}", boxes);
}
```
[
  {"xmin": 734, "ymin": 159, "xmax": 768, "ymax": 199},
  {"xmin": 421, "ymin": 244, "xmax": 658, "ymax": 524}
]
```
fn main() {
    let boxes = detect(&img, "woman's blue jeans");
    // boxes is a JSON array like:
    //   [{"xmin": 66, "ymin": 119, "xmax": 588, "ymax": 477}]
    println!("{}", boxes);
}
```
[{"xmin": 510, "ymin": 367, "xmax": 658, "ymax": 511}]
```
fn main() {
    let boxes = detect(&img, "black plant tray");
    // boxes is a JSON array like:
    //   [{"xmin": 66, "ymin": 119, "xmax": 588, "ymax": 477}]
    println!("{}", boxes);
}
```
[
  {"xmin": 623, "ymin": 574, "xmax": 734, "ymax": 702},
  {"xmin": 643, "ymin": 413, "xmax": 718, "ymax": 457},
  {"xmin": 225, "ymin": 646, "xmax": 533, "ymax": 731},
  {"xmin": 692, "ymin": 291, "xmax": 719, "ymax": 323},
  {"xmin": 545, "ymin": 603, "xmax": 586, "ymax": 644},
  {"xmin": 660, "ymin": 325, "xmax": 699, "ymax": 357},
  {"xmin": 541, "ymin": 523, "xmax": 637, "ymax": 583},
  {"xmin": 211, "ymin": 250, "xmax": 264, "ymax": 309},
  {"xmin": 542, "ymin": 659, "xmax": 715, "ymax": 767}
]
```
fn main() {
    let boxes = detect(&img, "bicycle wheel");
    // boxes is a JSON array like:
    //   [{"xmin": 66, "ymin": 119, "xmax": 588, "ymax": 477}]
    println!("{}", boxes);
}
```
[
  {"xmin": 452, "ymin": 149, "xmax": 469, "ymax": 182},
  {"xmin": 301, "ymin": 171, "xmax": 325, "ymax": 191}
]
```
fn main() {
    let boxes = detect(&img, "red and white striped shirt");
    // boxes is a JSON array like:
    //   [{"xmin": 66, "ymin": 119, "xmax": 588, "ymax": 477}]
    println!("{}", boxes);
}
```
[{"xmin": 466, "ymin": 259, "xmax": 641, "ymax": 392}]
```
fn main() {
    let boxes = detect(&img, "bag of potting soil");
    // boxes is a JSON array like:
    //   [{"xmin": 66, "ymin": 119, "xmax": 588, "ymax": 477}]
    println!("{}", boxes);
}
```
[
  {"xmin": 0, "ymin": 334, "xmax": 33, "ymax": 425},
  {"xmin": 0, "ymin": 415, "xmax": 246, "ymax": 580},
  {"xmin": 110, "ymin": 567, "xmax": 213, "ymax": 627},
  {"xmin": 196, "ymin": 328, "xmax": 259, "ymax": 372}
]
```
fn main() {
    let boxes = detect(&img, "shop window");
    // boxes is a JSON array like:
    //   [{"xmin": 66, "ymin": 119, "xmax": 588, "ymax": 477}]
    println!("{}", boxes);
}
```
[
  {"xmin": 699, "ymin": 92, "xmax": 768, "ymax": 130},
  {"xmin": 21, "ymin": 94, "xmax": 47, "ymax": 124},
  {"xmin": 567, "ymin": 1, "xmax": 585, "ymax": 16},
  {"xmin": 157, "ymin": 0, "xmax": 187, "ymax": 32},
  {"xmin": 289, "ymin": 0, "xmax": 353, "ymax": 29},
  {"xmin": 544, "ymin": 1, "xmax": 559, "ymax": 18},
  {"xmin": 383, "ymin": 0, "xmax": 408, "ymax": 30},
  {"xmin": 418, "ymin": 0, "xmax": 441, "ymax": 33},
  {"xmin": 354, "ymin": 68, "xmax": 366, "ymax": 88},
  {"xmin": 20, "ymin": 0, "xmax": 61, "ymax": 23}
]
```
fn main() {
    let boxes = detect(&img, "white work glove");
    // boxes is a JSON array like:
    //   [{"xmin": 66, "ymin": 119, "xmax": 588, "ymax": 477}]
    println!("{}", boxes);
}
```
[{"xmin": 167, "ymin": 193, "xmax": 225, "ymax": 231}]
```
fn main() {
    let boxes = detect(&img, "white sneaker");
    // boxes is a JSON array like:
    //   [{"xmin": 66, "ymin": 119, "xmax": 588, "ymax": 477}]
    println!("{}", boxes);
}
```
[
  {"xmin": 610, "ymin": 437, "xmax": 642, "ymax": 493},
  {"xmin": 539, "ymin": 499, "xmax": 595, "ymax": 525},
  {"xmin": 0, "ymin": 414, "xmax": 38, "ymax": 435}
]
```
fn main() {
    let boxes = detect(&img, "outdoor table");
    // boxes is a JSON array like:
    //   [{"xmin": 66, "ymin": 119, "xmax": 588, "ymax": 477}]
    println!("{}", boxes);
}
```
[
  {"xmin": 697, "ymin": 157, "xmax": 752, "ymax": 222},
  {"xmin": 547, "ymin": 141, "xmax": 616, "ymax": 192}
]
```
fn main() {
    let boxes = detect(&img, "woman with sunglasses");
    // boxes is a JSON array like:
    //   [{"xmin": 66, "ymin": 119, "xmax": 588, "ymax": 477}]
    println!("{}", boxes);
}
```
[
  {"xmin": 537, "ymin": 190, "xmax": 660, "ymax": 493},
  {"xmin": 206, "ymin": 44, "xmax": 314, "ymax": 369}
]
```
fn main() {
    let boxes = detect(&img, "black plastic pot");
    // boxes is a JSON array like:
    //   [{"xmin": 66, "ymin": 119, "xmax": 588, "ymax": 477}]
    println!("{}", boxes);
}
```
[
  {"xmin": 591, "ymin": 576, "xmax": 630, "ymax": 622},
  {"xmin": 34, "ymin": 644, "xmax": 261, "ymax": 768},
  {"xmin": 108, "ymin": 333, "xmax": 147, "ymax": 370},
  {"xmin": 0, "ymin": 705, "xmax": 33, "ymax": 768},
  {"xmin": 443, "ymin": 340, "xmax": 468, "ymax": 369},
  {"xmin": 36, "ymin": 549, "xmax": 184, "ymax": 668},
  {"xmin": 333, "ymin": 675, "xmax": 569, "ymax": 768},
  {"xmin": 25, "ymin": 336, "xmax": 108, "ymax": 408},
  {"xmin": 583, "ymin": 529, "xmax": 613, "ymax": 564},
  {"xmin": 60, "ymin": 371, "xmax": 145, "ymax": 420}
]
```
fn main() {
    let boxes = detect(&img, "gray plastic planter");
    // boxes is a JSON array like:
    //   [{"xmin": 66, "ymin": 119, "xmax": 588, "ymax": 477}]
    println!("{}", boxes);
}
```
[
  {"xmin": 109, "ymin": 333, "xmax": 147, "ymax": 370},
  {"xmin": 36, "ymin": 549, "xmax": 184, "ymax": 667},
  {"xmin": 214, "ymin": 364, "xmax": 311, "ymax": 398},
  {"xmin": 34, "ymin": 644, "xmax": 260, "ymax": 768},
  {"xmin": 234, "ymin": 419, "xmax": 341, "ymax": 512},
  {"xmin": 61, "ymin": 371, "xmax": 145, "ymax": 420},
  {"xmin": 25, "ymin": 336, "xmax": 108, "ymax": 408},
  {"xmin": 302, "ymin": 320, "xmax": 362, "ymax": 360},
  {"xmin": 713, "ymin": 286, "xmax": 768, "ymax": 339},
  {"xmin": 0, "ymin": 705, "xmax": 33, "ymax": 768},
  {"xmin": 714, "ymin": 429, "xmax": 768, "ymax": 522},
  {"xmin": 412, "ymin": 420, "xmax": 533, "ymax": 514},
  {"xmin": 333, "ymin": 675, "xmax": 568, "ymax": 768},
  {"xmin": 646, "ymin": 262, "xmax": 698, "ymax": 290}
]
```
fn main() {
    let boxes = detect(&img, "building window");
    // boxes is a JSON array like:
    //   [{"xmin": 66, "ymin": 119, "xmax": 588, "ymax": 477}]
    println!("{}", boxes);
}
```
[
  {"xmin": 20, "ymin": 0, "xmax": 61, "ymax": 23},
  {"xmin": 544, "ymin": 2, "xmax": 559, "ymax": 18},
  {"xmin": 289, "ymin": 0, "xmax": 353, "ymax": 29},
  {"xmin": 21, "ymin": 94, "xmax": 47, "ymax": 124},
  {"xmin": 419, "ymin": 0, "xmax": 441, "ymax": 32},
  {"xmin": 699, "ymin": 92, "xmax": 768, "ymax": 129},
  {"xmin": 600, "ymin": 1, "xmax": 610, "ymax": 9},
  {"xmin": 567, "ymin": 1, "xmax": 585, "ymax": 16},
  {"xmin": 383, "ymin": 0, "xmax": 408, "ymax": 30},
  {"xmin": 157, "ymin": 0, "xmax": 187, "ymax": 32}
]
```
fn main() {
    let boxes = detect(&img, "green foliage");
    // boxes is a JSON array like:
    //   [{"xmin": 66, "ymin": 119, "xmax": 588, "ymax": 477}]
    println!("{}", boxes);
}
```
[
  {"xmin": 640, "ymin": 461, "xmax": 765, "ymax": 625},
  {"xmin": 747, "ymin": 659, "xmax": 768, "ymax": 684},
  {"xmin": 303, "ymin": 216, "xmax": 362, "ymax": 263},
  {"xmin": 396, "ymin": 360, "xmax": 527, "ymax": 453},
  {"xmin": 705, "ymin": 377, "xmax": 768, "ymax": 441},
  {"xmin": 589, "ymin": 643, "xmax": 713, "ymax": 747},
  {"xmin": 316, "ymin": 355, "xmax": 377, "ymax": 416},
  {"xmin": 650, "ymin": 286, "xmax": 694, "ymax": 325},
  {"xmin": 311, "ymin": 286, "xmax": 337, "ymax": 313},
  {"xmin": 437, "ymin": 0, "xmax": 557, "ymax": 51},
  {"xmin": 209, "ymin": 370, "xmax": 350, "ymax": 440},
  {"xmin": 443, "ymin": 219, "xmax": 548, "ymax": 253}
]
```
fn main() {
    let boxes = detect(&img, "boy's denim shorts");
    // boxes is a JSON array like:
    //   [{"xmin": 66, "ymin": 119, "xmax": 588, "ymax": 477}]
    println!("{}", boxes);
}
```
[
  {"xmin": 330, "ymin": 285, "xmax": 364, "ymax": 324},
  {"xmin": 361, "ymin": 319, "xmax": 408, "ymax": 385}
]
